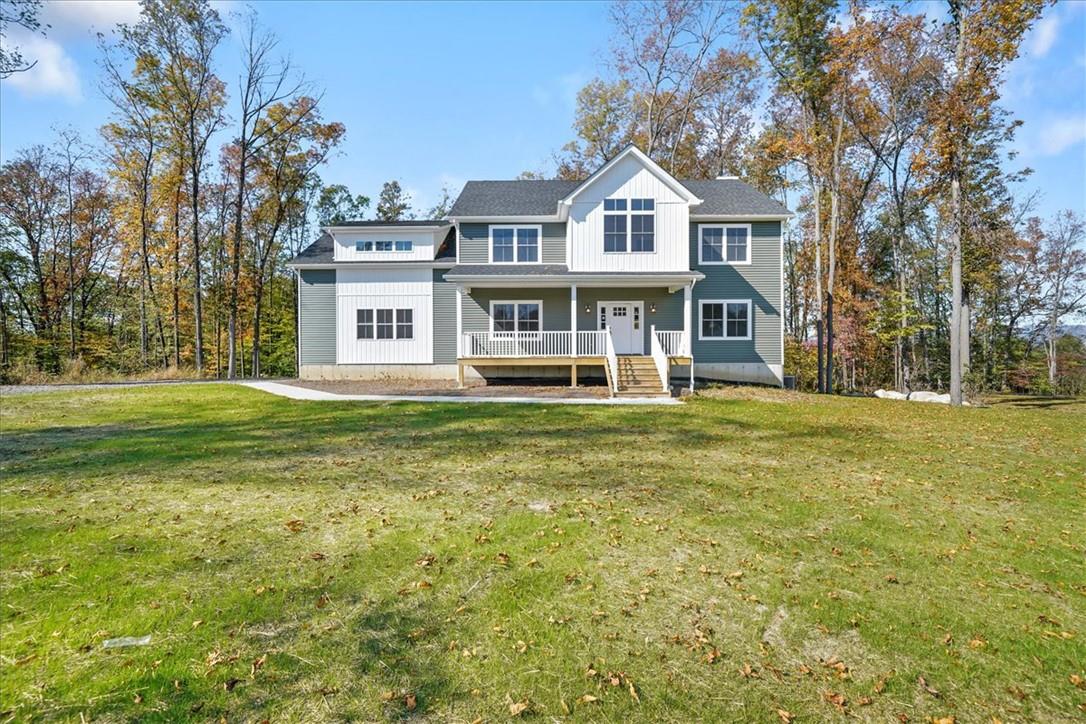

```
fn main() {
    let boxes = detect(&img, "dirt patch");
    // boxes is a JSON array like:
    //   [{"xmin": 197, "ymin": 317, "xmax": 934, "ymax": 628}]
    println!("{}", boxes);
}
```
[{"xmin": 287, "ymin": 378, "xmax": 610, "ymax": 399}]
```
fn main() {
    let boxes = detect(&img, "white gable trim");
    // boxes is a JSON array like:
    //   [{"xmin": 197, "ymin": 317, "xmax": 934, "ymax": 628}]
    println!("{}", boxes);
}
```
[{"xmin": 558, "ymin": 146, "xmax": 702, "ymax": 208}]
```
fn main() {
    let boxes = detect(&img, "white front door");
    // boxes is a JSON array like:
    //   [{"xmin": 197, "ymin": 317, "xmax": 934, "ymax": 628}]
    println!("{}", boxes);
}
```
[{"xmin": 600, "ymin": 302, "xmax": 643, "ymax": 354}]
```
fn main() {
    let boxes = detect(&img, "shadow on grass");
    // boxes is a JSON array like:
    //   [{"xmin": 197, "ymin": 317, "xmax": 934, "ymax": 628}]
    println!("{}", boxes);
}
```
[{"xmin": 985, "ymin": 394, "xmax": 1085, "ymax": 410}]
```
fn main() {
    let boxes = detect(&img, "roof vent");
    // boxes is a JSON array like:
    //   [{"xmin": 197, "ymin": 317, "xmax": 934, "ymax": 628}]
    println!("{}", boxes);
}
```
[{"xmin": 716, "ymin": 174, "xmax": 739, "ymax": 180}]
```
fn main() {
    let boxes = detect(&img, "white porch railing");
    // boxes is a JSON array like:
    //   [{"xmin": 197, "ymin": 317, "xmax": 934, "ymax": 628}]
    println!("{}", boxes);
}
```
[
  {"xmin": 649, "ymin": 325, "xmax": 670, "ymax": 393},
  {"xmin": 461, "ymin": 331, "xmax": 607, "ymax": 358},
  {"xmin": 655, "ymin": 329, "xmax": 690, "ymax": 357},
  {"xmin": 604, "ymin": 328, "xmax": 619, "ymax": 397}
]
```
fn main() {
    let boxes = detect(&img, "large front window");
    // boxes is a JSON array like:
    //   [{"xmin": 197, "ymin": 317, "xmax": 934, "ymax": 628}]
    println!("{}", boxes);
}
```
[
  {"xmin": 491, "ymin": 226, "xmax": 540, "ymax": 263},
  {"xmin": 700, "ymin": 224, "xmax": 750, "ymax": 265},
  {"xmin": 491, "ymin": 301, "xmax": 541, "ymax": 334},
  {"xmin": 357, "ymin": 308, "xmax": 413, "ymax": 340},
  {"xmin": 604, "ymin": 198, "xmax": 654, "ymax": 253},
  {"xmin": 700, "ymin": 300, "xmax": 751, "ymax": 340}
]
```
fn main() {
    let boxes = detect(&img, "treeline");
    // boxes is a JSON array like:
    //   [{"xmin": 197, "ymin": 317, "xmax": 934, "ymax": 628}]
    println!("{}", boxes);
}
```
[
  {"xmin": 0, "ymin": 0, "xmax": 427, "ymax": 382},
  {"xmin": 546, "ymin": 0, "xmax": 1086, "ymax": 398},
  {"xmin": 2, "ymin": 0, "xmax": 1085, "ymax": 396}
]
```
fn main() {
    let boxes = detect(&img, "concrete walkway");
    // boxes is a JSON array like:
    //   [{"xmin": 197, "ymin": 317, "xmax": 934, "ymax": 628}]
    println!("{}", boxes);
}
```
[{"xmin": 241, "ymin": 380, "xmax": 683, "ymax": 406}]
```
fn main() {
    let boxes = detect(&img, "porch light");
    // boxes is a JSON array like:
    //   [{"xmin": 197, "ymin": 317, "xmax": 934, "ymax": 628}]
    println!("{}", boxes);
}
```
[
  {"xmin": 649, "ymin": 303, "xmax": 657, "ymax": 314},
  {"xmin": 584, "ymin": 305, "xmax": 591, "ymax": 314}
]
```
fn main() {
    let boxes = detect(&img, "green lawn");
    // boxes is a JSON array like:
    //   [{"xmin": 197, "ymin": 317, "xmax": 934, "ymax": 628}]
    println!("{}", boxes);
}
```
[{"xmin": 1, "ymin": 385, "xmax": 1083, "ymax": 722}]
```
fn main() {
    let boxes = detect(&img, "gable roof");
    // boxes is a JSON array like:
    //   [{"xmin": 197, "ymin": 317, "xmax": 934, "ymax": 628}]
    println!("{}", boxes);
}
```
[
  {"xmin": 558, "ymin": 145, "xmax": 701, "ymax": 206},
  {"xmin": 289, "ymin": 226, "xmax": 456, "ymax": 266},
  {"xmin": 448, "ymin": 177, "xmax": 790, "ymax": 218}
]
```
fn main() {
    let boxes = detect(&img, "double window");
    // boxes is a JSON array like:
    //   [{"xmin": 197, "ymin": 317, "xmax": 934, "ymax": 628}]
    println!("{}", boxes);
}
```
[
  {"xmin": 355, "ymin": 240, "xmax": 413, "ymax": 252},
  {"xmin": 603, "ymin": 198, "xmax": 654, "ymax": 253},
  {"xmin": 699, "ymin": 224, "xmax": 750, "ymax": 265},
  {"xmin": 490, "ymin": 301, "xmax": 541, "ymax": 335},
  {"xmin": 356, "ymin": 308, "xmax": 413, "ymax": 340},
  {"xmin": 699, "ymin": 300, "xmax": 751, "ymax": 340},
  {"xmin": 490, "ymin": 226, "xmax": 540, "ymax": 263}
]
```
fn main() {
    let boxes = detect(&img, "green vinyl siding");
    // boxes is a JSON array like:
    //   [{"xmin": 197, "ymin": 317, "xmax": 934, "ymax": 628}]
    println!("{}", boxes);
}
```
[
  {"xmin": 689, "ymin": 221, "xmax": 782, "ymax": 365},
  {"xmin": 462, "ymin": 287, "xmax": 572, "ymax": 334},
  {"xmin": 432, "ymin": 269, "xmax": 457, "ymax": 364},
  {"xmin": 299, "ymin": 269, "xmax": 336, "ymax": 365},
  {"xmin": 458, "ymin": 222, "xmax": 566, "ymax": 264},
  {"xmin": 575, "ymin": 287, "xmax": 683, "ymax": 353}
]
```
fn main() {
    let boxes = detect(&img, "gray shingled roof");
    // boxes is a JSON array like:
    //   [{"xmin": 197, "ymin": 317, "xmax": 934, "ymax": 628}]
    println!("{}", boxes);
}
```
[
  {"xmin": 448, "ymin": 180, "xmax": 581, "ymax": 217},
  {"xmin": 448, "ymin": 178, "xmax": 789, "ymax": 217},
  {"xmin": 446, "ymin": 265, "xmax": 702, "ymax": 279},
  {"xmin": 328, "ymin": 219, "xmax": 451, "ymax": 228},
  {"xmin": 680, "ymin": 179, "xmax": 790, "ymax": 216}
]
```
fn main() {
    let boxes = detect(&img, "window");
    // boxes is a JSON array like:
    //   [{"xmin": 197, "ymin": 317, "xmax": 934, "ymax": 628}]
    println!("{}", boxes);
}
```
[
  {"xmin": 490, "ymin": 226, "xmax": 541, "ymax": 263},
  {"xmin": 355, "ymin": 240, "xmax": 412, "ymax": 252},
  {"xmin": 356, "ymin": 240, "xmax": 373, "ymax": 252},
  {"xmin": 700, "ymin": 300, "xmax": 751, "ymax": 340},
  {"xmin": 375, "ymin": 241, "xmax": 394, "ymax": 252},
  {"xmin": 396, "ymin": 309, "xmax": 413, "ymax": 339},
  {"xmin": 604, "ymin": 198, "xmax": 654, "ymax": 253},
  {"xmin": 394, "ymin": 240, "xmax": 413, "ymax": 252},
  {"xmin": 357, "ymin": 308, "xmax": 414, "ymax": 340},
  {"xmin": 356, "ymin": 309, "xmax": 374, "ymax": 339},
  {"xmin": 490, "ymin": 301, "xmax": 542, "ymax": 334},
  {"xmin": 699, "ymin": 224, "xmax": 751, "ymax": 265},
  {"xmin": 376, "ymin": 309, "xmax": 394, "ymax": 339}
]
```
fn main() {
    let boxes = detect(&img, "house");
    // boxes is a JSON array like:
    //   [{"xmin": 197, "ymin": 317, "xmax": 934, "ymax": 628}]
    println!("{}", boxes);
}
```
[{"xmin": 287, "ymin": 146, "xmax": 791, "ymax": 396}]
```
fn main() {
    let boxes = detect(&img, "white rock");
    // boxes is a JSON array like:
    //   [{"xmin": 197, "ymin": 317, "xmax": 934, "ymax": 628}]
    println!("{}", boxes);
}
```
[
  {"xmin": 908, "ymin": 391, "xmax": 952, "ymax": 404},
  {"xmin": 874, "ymin": 389, "xmax": 907, "ymax": 400}
]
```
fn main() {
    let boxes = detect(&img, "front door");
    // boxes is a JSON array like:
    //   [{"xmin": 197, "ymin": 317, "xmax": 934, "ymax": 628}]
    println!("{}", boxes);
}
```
[{"xmin": 600, "ymin": 302, "xmax": 643, "ymax": 354}]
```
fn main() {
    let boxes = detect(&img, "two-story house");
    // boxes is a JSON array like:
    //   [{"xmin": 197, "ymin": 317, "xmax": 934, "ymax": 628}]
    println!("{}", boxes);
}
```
[{"xmin": 287, "ymin": 146, "xmax": 791, "ymax": 396}]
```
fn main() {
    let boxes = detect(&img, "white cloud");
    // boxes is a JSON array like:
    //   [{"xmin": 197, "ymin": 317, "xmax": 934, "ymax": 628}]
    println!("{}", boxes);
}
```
[
  {"xmin": 1038, "ymin": 116, "xmax": 1086, "ymax": 156},
  {"xmin": 41, "ymin": 0, "xmax": 142, "ymax": 37},
  {"xmin": 1029, "ymin": 12, "xmax": 1060, "ymax": 58},
  {"xmin": 2, "ymin": 29, "xmax": 82, "ymax": 101}
]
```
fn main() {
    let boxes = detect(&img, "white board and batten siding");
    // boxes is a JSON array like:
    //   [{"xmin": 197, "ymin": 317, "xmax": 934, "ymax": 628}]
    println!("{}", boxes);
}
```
[
  {"xmin": 568, "ymin": 154, "xmax": 690, "ymax": 273},
  {"xmin": 332, "ymin": 230, "xmax": 438, "ymax": 263},
  {"xmin": 335, "ymin": 268, "xmax": 433, "ymax": 364}
]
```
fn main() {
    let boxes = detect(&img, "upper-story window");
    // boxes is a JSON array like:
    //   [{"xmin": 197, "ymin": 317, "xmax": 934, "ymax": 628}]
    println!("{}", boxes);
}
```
[
  {"xmin": 490, "ymin": 226, "xmax": 540, "ymax": 263},
  {"xmin": 603, "ymin": 198, "xmax": 655, "ymax": 253},
  {"xmin": 699, "ymin": 224, "xmax": 750, "ymax": 265},
  {"xmin": 355, "ymin": 240, "xmax": 413, "ymax": 252}
]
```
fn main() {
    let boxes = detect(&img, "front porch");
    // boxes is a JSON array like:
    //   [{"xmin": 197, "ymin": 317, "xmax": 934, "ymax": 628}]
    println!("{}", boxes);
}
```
[{"xmin": 450, "ymin": 280, "xmax": 696, "ymax": 396}]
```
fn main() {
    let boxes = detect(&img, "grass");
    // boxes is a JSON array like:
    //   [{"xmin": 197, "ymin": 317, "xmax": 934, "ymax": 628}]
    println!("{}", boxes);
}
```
[{"xmin": 0, "ymin": 385, "xmax": 1083, "ymax": 722}]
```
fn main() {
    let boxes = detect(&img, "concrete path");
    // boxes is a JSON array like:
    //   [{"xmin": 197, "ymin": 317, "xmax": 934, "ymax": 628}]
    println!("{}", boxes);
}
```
[{"xmin": 241, "ymin": 380, "xmax": 682, "ymax": 406}]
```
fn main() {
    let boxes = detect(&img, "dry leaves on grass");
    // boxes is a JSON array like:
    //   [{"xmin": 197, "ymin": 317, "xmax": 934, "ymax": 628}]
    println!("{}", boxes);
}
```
[
  {"xmin": 285, "ymin": 519, "xmax": 304, "ymax": 533},
  {"xmin": 508, "ymin": 699, "xmax": 531, "ymax": 716}
]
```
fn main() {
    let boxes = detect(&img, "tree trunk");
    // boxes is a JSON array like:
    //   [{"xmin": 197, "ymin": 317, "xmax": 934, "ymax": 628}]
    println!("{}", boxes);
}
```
[
  {"xmin": 66, "ymin": 172, "xmax": 76, "ymax": 359},
  {"xmin": 812, "ymin": 179, "xmax": 824, "ymax": 393},
  {"xmin": 190, "ymin": 153, "xmax": 204, "ymax": 374},
  {"xmin": 227, "ymin": 151, "xmax": 248, "ymax": 380},
  {"xmin": 172, "ymin": 184, "xmax": 182, "ymax": 369},
  {"xmin": 949, "ymin": 172, "xmax": 963, "ymax": 405}
]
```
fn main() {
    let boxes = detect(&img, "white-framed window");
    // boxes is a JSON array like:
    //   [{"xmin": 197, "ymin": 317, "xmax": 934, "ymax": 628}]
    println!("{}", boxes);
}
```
[
  {"xmin": 699, "ymin": 299, "xmax": 751, "ymax": 340},
  {"xmin": 355, "ymin": 240, "xmax": 413, "ymax": 253},
  {"xmin": 603, "ymin": 197, "xmax": 655, "ymax": 253},
  {"xmin": 490, "ymin": 300, "xmax": 542, "ymax": 335},
  {"xmin": 698, "ymin": 224, "xmax": 751, "ymax": 265},
  {"xmin": 489, "ymin": 226, "xmax": 541, "ymax": 263},
  {"xmin": 357, "ymin": 308, "xmax": 413, "ymax": 340}
]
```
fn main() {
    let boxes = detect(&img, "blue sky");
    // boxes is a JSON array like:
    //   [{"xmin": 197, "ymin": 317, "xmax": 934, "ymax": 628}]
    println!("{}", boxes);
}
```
[{"xmin": 1, "ymin": 0, "xmax": 1083, "ymax": 218}]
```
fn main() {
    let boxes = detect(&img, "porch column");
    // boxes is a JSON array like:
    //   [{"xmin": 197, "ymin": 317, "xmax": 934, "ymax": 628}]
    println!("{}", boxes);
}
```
[
  {"xmin": 684, "ymin": 283, "xmax": 694, "ymax": 393},
  {"xmin": 570, "ymin": 284, "xmax": 578, "ymax": 357},
  {"xmin": 456, "ymin": 286, "xmax": 463, "ymax": 358}
]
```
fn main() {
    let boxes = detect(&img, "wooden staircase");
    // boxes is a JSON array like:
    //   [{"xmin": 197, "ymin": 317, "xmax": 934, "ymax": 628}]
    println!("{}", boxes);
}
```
[{"xmin": 613, "ymin": 355, "xmax": 670, "ymax": 397}]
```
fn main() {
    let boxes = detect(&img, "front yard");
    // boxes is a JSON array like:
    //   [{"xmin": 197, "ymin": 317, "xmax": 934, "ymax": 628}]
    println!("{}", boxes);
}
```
[{"xmin": 1, "ymin": 385, "xmax": 1083, "ymax": 721}]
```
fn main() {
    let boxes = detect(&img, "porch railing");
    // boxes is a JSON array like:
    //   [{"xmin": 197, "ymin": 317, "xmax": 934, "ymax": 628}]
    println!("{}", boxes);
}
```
[
  {"xmin": 654, "ymin": 329, "xmax": 690, "ymax": 357},
  {"xmin": 460, "ymin": 330, "xmax": 607, "ymax": 358}
]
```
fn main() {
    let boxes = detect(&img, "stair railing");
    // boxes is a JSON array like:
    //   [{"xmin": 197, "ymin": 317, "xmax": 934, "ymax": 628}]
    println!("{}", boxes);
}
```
[
  {"xmin": 649, "ymin": 325, "xmax": 670, "ymax": 393},
  {"xmin": 604, "ymin": 328, "xmax": 619, "ymax": 397}
]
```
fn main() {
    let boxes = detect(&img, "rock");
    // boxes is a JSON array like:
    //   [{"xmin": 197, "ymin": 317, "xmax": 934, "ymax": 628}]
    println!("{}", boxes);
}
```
[
  {"xmin": 874, "ymin": 389, "xmax": 907, "ymax": 400},
  {"xmin": 908, "ymin": 391, "xmax": 952, "ymax": 404}
]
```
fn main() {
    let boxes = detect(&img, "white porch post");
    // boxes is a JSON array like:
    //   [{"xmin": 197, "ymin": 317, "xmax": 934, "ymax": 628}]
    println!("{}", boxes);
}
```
[
  {"xmin": 570, "ymin": 284, "xmax": 578, "ymax": 356},
  {"xmin": 684, "ymin": 283, "xmax": 694, "ymax": 392},
  {"xmin": 456, "ymin": 286, "xmax": 463, "ymax": 358}
]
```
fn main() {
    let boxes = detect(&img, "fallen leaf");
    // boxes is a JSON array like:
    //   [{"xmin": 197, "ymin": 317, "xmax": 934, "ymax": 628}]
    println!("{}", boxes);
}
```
[
  {"xmin": 509, "ymin": 699, "xmax": 530, "ymax": 716},
  {"xmin": 822, "ymin": 691, "xmax": 847, "ymax": 710},
  {"xmin": 932, "ymin": 717, "xmax": 956, "ymax": 724},
  {"xmin": 285, "ymin": 519, "xmax": 304, "ymax": 533},
  {"xmin": 405, "ymin": 693, "xmax": 417, "ymax": 711},
  {"xmin": 316, "ymin": 594, "xmax": 329, "ymax": 609},
  {"xmin": 578, "ymin": 694, "xmax": 599, "ymax": 704},
  {"xmin": 192, "ymin": 620, "xmax": 204, "ymax": 629},
  {"xmin": 777, "ymin": 709, "xmax": 794, "ymax": 723},
  {"xmin": 224, "ymin": 678, "xmax": 241, "ymax": 691},
  {"xmin": 918, "ymin": 676, "xmax": 942, "ymax": 698},
  {"xmin": 309, "ymin": 552, "xmax": 325, "ymax": 561}
]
